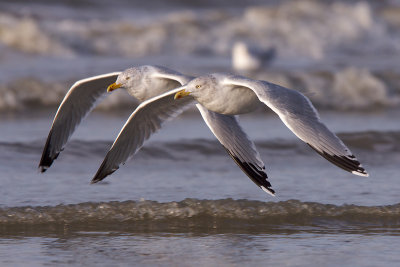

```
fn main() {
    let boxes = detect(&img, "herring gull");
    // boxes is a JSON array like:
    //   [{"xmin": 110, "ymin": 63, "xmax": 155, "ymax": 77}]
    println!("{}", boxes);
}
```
[
  {"xmin": 174, "ymin": 73, "xmax": 369, "ymax": 184},
  {"xmin": 92, "ymin": 73, "xmax": 368, "ymax": 196},
  {"xmin": 232, "ymin": 41, "xmax": 276, "ymax": 72},
  {"xmin": 39, "ymin": 66, "xmax": 273, "ymax": 194}
]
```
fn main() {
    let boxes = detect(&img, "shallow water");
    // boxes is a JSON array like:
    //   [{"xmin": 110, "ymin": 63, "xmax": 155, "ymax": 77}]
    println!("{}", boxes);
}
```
[
  {"xmin": 1, "ymin": 232, "xmax": 399, "ymax": 267},
  {"xmin": 1, "ymin": 0, "xmax": 400, "ymax": 266},
  {"xmin": 0, "ymin": 110, "xmax": 398, "ymax": 207},
  {"xmin": 1, "ymin": 109, "xmax": 400, "ymax": 266}
]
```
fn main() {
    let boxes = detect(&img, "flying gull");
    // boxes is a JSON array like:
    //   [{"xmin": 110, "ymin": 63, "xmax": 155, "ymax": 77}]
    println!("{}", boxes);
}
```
[
  {"xmin": 92, "ymin": 73, "xmax": 368, "ymax": 196},
  {"xmin": 39, "ymin": 66, "xmax": 272, "ymax": 194}
]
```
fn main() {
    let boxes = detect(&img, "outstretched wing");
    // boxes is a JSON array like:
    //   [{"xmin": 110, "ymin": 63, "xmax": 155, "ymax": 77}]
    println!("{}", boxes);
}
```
[
  {"xmin": 196, "ymin": 105, "xmax": 274, "ymax": 195},
  {"xmin": 39, "ymin": 72, "xmax": 120, "ymax": 172},
  {"xmin": 224, "ymin": 75, "xmax": 368, "ymax": 177},
  {"xmin": 92, "ymin": 87, "xmax": 195, "ymax": 183},
  {"xmin": 151, "ymin": 66, "xmax": 193, "ymax": 85}
]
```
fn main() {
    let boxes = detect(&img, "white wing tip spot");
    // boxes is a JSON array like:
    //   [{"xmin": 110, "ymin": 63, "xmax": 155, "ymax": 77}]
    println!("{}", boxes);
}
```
[
  {"xmin": 261, "ymin": 186, "xmax": 276, "ymax": 197},
  {"xmin": 352, "ymin": 170, "xmax": 369, "ymax": 177}
]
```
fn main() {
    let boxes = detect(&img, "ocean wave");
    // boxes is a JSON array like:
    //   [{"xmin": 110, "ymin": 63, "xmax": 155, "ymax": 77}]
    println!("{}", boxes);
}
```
[
  {"xmin": 285, "ymin": 67, "xmax": 400, "ymax": 110},
  {"xmin": 2, "ymin": 131, "xmax": 399, "ymax": 158},
  {"xmin": 0, "ymin": 78, "xmax": 138, "ymax": 111},
  {"xmin": 1, "ymin": 67, "xmax": 399, "ymax": 111},
  {"xmin": 0, "ymin": 13, "xmax": 74, "ymax": 56},
  {"xmin": 2, "ymin": 1, "xmax": 399, "ymax": 59},
  {"xmin": 1, "ymin": 0, "xmax": 400, "ymax": 111},
  {"xmin": 1, "ymin": 199, "xmax": 400, "ymax": 230}
]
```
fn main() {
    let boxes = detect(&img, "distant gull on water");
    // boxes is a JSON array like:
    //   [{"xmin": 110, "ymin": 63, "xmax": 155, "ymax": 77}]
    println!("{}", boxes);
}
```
[{"xmin": 232, "ymin": 41, "xmax": 276, "ymax": 72}]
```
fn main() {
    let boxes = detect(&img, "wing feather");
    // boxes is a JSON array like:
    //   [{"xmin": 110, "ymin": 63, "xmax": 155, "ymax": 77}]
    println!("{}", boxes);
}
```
[
  {"xmin": 224, "ymin": 75, "xmax": 368, "ymax": 177},
  {"xmin": 92, "ymin": 87, "xmax": 195, "ymax": 183},
  {"xmin": 197, "ymin": 105, "xmax": 274, "ymax": 195},
  {"xmin": 39, "ymin": 72, "xmax": 120, "ymax": 172}
]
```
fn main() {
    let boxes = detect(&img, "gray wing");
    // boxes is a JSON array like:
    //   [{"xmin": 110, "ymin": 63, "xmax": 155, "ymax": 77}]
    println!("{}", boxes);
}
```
[
  {"xmin": 92, "ymin": 87, "xmax": 195, "ymax": 183},
  {"xmin": 224, "ymin": 76, "xmax": 368, "ymax": 177},
  {"xmin": 39, "ymin": 72, "xmax": 120, "ymax": 172},
  {"xmin": 151, "ymin": 66, "xmax": 193, "ymax": 85},
  {"xmin": 196, "ymin": 105, "xmax": 274, "ymax": 195}
]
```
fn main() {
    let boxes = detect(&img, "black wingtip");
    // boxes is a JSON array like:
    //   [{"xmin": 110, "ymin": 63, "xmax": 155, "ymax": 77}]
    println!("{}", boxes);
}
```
[
  {"xmin": 39, "ymin": 129, "xmax": 58, "ymax": 173},
  {"xmin": 223, "ymin": 147, "xmax": 275, "ymax": 195},
  {"xmin": 307, "ymin": 144, "xmax": 368, "ymax": 177},
  {"xmin": 38, "ymin": 154, "xmax": 55, "ymax": 173},
  {"xmin": 261, "ymin": 185, "xmax": 276, "ymax": 196},
  {"xmin": 91, "ymin": 169, "xmax": 117, "ymax": 184},
  {"xmin": 39, "ymin": 166, "xmax": 48, "ymax": 173},
  {"xmin": 91, "ymin": 157, "xmax": 118, "ymax": 184},
  {"xmin": 38, "ymin": 151, "xmax": 59, "ymax": 173},
  {"xmin": 91, "ymin": 173, "xmax": 105, "ymax": 184}
]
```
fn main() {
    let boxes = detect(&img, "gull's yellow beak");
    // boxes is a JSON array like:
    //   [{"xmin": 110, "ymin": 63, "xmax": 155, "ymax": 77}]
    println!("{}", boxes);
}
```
[
  {"xmin": 174, "ymin": 89, "xmax": 190, "ymax": 99},
  {"xmin": 107, "ymin": 82, "xmax": 122, "ymax": 92}
]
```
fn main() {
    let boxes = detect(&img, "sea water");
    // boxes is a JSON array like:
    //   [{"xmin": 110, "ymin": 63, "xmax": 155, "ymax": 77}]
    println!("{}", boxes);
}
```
[{"xmin": 1, "ymin": 0, "xmax": 400, "ymax": 266}]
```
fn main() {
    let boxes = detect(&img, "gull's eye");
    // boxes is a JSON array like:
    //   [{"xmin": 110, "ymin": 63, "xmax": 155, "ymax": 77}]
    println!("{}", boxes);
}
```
[
  {"xmin": 125, "ymin": 77, "xmax": 130, "ymax": 80},
  {"xmin": 195, "ymin": 84, "xmax": 201, "ymax": 88}
]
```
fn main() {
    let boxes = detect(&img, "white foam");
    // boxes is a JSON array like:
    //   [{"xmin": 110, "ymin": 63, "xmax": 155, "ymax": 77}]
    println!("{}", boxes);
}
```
[
  {"xmin": 0, "ymin": 1, "xmax": 399, "ymax": 61},
  {"xmin": 297, "ymin": 67, "xmax": 400, "ymax": 111},
  {"xmin": 0, "ymin": 13, "xmax": 74, "ymax": 56},
  {"xmin": 1, "ymin": 1, "xmax": 399, "ymax": 111},
  {"xmin": 332, "ymin": 68, "xmax": 393, "ymax": 109}
]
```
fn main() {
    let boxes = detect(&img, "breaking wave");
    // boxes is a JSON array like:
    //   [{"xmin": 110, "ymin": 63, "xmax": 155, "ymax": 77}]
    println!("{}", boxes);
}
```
[
  {"xmin": 1, "ymin": 1, "xmax": 400, "ymax": 111},
  {"xmin": 1, "ymin": 1, "xmax": 399, "ymax": 59},
  {"xmin": 0, "ymin": 67, "xmax": 399, "ymax": 111},
  {"xmin": 0, "ymin": 78, "xmax": 138, "ymax": 111},
  {"xmin": 1, "ymin": 199, "xmax": 400, "ymax": 230}
]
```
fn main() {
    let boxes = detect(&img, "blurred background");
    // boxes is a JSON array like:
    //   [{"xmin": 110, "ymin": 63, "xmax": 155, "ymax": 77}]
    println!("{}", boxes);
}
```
[
  {"xmin": 1, "ymin": 1, "xmax": 400, "ymax": 266},
  {"xmin": 1, "ymin": 0, "xmax": 399, "ymax": 111}
]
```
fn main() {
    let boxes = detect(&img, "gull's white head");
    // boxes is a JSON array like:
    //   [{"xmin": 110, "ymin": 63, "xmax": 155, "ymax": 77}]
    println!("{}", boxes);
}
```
[
  {"xmin": 174, "ymin": 75, "xmax": 219, "ymax": 100},
  {"xmin": 107, "ymin": 67, "xmax": 143, "ymax": 93},
  {"xmin": 174, "ymin": 73, "xmax": 260, "ymax": 115}
]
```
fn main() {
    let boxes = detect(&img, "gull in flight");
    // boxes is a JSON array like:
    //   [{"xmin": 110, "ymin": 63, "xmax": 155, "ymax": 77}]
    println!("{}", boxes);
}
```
[
  {"xmin": 173, "ymin": 73, "xmax": 368, "ymax": 184},
  {"xmin": 39, "ymin": 66, "xmax": 274, "ymax": 194},
  {"xmin": 92, "ymin": 73, "xmax": 368, "ymax": 196}
]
